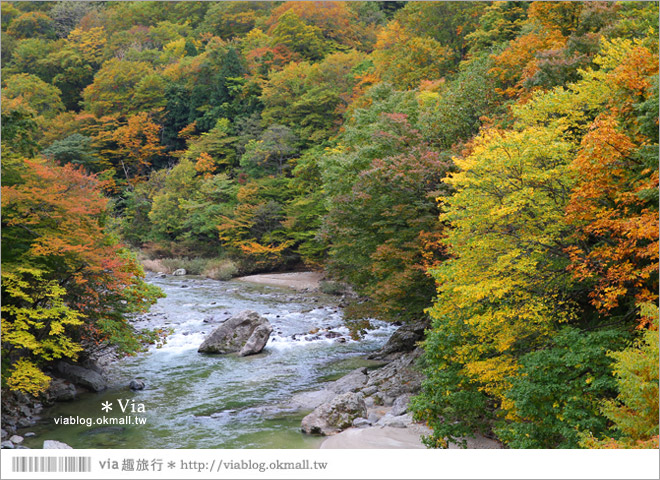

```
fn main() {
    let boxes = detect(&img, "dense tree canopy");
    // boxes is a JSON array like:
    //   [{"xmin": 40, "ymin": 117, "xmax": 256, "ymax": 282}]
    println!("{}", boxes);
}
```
[{"xmin": 1, "ymin": 1, "xmax": 657, "ymax": 450}]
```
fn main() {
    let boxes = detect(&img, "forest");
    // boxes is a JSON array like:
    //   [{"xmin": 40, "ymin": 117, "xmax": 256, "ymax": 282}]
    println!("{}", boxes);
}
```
[{"xmin": 1, "ymin": 1, "xmax": 658, "ymax": 449}]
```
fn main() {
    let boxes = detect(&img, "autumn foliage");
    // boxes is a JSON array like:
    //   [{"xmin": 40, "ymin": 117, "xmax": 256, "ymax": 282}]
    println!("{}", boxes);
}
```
[
  {"xmin": 1, "ymin": 1, "xmax": 657, "ymax": 450},
  {"xmin": 1, "ymin": 159, "xmax": 161, "ymax": 394}
]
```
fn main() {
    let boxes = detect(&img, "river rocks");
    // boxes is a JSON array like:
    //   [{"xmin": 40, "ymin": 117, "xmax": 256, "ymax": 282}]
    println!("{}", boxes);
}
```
[
  {"xmin": 364, "ymin": 348, "xmax": 423, "ymax": 400},
  {"xmin": 172, "ymin": 268, "xmax": 187, "ymax": 276},
  {"xmin": 47, "ymin": 378, "xmax": 77, "ymax": 402},
  {"xmin": 1, "ymin": 390, "xmax": 44, "ymax": 437},
  {"xmin": 352, "ymin": 417, "xmax": 372, "ymax": 428},
  {"xmin": 322, "ymin": 331, "xmax": 342, "ymax": 339},
  {"xmin": 369, "ymin": 320, "xmax": 428, "ymax": 361},
  {"xmin": 289, "ymin": 368, "xmax": 368, "ymax": 412},
  {"xmin": 239, "ymin": 323, "xmax": 273, "ymax": 357},
  {"xmin": 301, "ymin": 392, "xmax": 367, "ymax": 436},
  {"xmin": 9, "ymin": 435, "xmax": 24, "ymax": 444},
  {"xmin": 1, "ymin": 441, "xmax": 14, "ymax": 449},
  {"xmin": 328, "ymin": 367, "xmax": 368, "ymax": 394},
  {"xmin": 377, "ymin": 413, "xmax": 412, "ymax": 428},
  {"xmin": 362, "ymin": 385, "xmax": 378, "ymax": 396},
  {"xmin": 80, "ymin": 346, "xmax": 117, "ymax": 376},
  {"xmin": 289, "ymin": 389, "xmax": 337, "ymax": 411},
  {"xmin": 43, "ymin": 440, "xmax": 73, "ymax": 449},
  {"xmin": 296, "ymin": 347, "xmax": 425, "ymax": 436},
  {"xmin": 129, "ymin": 379, "xmax": 145, "ymax": 390},
  {"xmin": 390, "ymin": 394, "xmax": 412, "ymax": 417},
  {"xmin": 198, "ymin": 310, "xmax": 272, "ymax": 356},
  {"xmin": 17, "ymin": 417, "xmax": 33, "ymax": 428},
  {"xmin": 55, "ymin": 362, "xmax": 107, "ymax": 392}
]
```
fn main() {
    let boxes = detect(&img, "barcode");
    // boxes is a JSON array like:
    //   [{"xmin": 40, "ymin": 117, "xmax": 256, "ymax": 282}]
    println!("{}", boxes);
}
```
[{"xmin": 11, "ymin": 456, "xmax": 92, "ymax": 473}]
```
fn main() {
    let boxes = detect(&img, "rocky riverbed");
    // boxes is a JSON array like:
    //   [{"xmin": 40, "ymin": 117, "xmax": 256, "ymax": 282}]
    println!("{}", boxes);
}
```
[
  {"xmin": 2, "ymin": 272, "xmax": 503, "ymax": 450},
  {"xmin": 2, "ymin": 272, "xmax": 406, "ymax": 449}
]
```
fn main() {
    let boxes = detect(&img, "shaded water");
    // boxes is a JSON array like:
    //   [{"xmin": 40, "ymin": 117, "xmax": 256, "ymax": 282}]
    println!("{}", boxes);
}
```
[{"xmin": 22, "ymin": 275, "xmax": 395, "ymax": 449}]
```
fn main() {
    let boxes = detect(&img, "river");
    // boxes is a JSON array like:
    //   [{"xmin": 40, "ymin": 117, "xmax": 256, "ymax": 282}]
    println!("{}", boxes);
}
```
[{"xmin": 21, "ymin": 274, "xmax": 395, "ymax": 449}]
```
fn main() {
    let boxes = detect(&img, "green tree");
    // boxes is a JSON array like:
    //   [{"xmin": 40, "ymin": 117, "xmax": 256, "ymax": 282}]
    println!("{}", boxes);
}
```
[
  {"xmin": 413, "ymin": 35, "xmax": 659, "ymax": 450},
  {"xmin": 261, "ymin": 50, "xmax": 365, "ymax": 144},
  {"xmin": 395, "ymin": 1, "xmax": 486, "ymax": 62},
  {"xmin": 6, "ymin": 11, "xmax": 56, "ymax": 40},
  {"xmin": 372, "ymin": 20, "xmax": 453, "ymax": 90},
  {"xmin": 7, "ymin": 38, "xmax": 59, "ymax": 82},
  {"xmin": 580, "ymin": 303, "xmax": 659, "ymax": 449},
  {"xmin": 82, "ymin": 58, "xmax": 155, "ymax": 117},
  {"xmin": 269, "ymin": 9, "xmax": 330, "ymax": 61},
  {"xmin": 197, "ymin": 2, "xmax": 272, "ymax": 39},
  {"xmin": 413, "ymin": 119, "xmax": 579, "ymax": 447},
  {"xmin": 49, "ymin": 1, "xmax": 98, "ymax": 38},
  {"xmin": 240, "ymin": 124, "xmax": 298, "ymax": 176},
  {"xmin": 2, "ymin": 73, "xmax": 65, "ymax": 118},
  {"xmin": 183, "ymin": 118, "xmax": 239, "ymax": 171},
  {"xmin": 495, "ymin": 328, "xmax": 630, "ymax": 448},
  {"xmin": 42, "ymin": 133, "xmax": 104, "ymax": 172}
]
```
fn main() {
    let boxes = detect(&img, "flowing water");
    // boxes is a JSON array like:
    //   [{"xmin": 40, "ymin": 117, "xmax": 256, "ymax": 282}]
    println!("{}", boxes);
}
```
[{"xmin": 21, "ymin": 274, "xmax": 395, "ymax": 449}]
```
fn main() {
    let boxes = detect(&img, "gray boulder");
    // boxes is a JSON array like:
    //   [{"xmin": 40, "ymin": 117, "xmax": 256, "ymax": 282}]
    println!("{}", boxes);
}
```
[
  {"xmin": 301, "ymin": 392, "xmax": 367, "ymax": 436},
  {"xmin": 365, "ymin": 348, "xmax": 423, "ymax": 401},
  {"xmin": 377, "ymin": 413, "xmax": 412, "ymax": 429},
  {"xmin": 362, "ymin": 385, "xmax": 378, "ymax": 396},
  {"xmin": 198, "ymin": 310, "xmax": 272, "ymax": 355},
  {"xmin": 9, "ymin": 435, "xmax": 23, "ymax": 444},
  {"xmin": 369, "ymin": 321, "xmax": 427, "ymax": 360},
  {"xmin": 55, "ymin": 362, "xmax": 106, "ymax": 392},
  {"xmin": 289, "ymin": 389, "xmax": 337, "ymax": 412},
  {"xmin": 46, "ymin": 378, "xmax": 77, "ymax": 402},
  {"xmin": 390, "ymin": 394, "xmax": 412, "ymax": 417},
  {"xmin": 129, "ymin": 379, "xmax": 145, "ymax": 391},
  {"xmin": 43, "ymin": 440, "xmax": 72, "ymax": 449},
  {"xmin": 1, "ymin": 441, "xmax": 14, "ymax": 449},
  {"xmin": 352, "ymin": 417, "xmax": 372, "ymax": 428},
  {"xmin": 328, "ymin": 367, "xmax": 368, "ymax": 394},
  {"xmin": 239, "ymin": 323, "xmax": 273, "ymax": 357},
  {"xmin": 172, "ymin": 268, "xmax": 187, "ymax": 276}
]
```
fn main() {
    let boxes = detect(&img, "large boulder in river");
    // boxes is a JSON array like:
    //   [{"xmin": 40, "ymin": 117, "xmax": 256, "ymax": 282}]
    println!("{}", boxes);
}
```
[
  {"xmin": 55, "ymin": 362, "xmax": 107, "ymax": 392},
  {"xmin": 301, "ymin": 392, "xmax": 367, "ymax": 436},
  {"xmin": 198, "ymin": 310, "xmax": 272, "ymax": 356}
]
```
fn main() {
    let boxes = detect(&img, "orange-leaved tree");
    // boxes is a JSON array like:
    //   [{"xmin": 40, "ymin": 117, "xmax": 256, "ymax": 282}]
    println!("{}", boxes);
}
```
[
  {"xmin": 564, "ymin": 41, "xmax": 659, "ymax": 326},
  {"xmin": 1, "ymin": 158, "xmax": 162, "ymax": 395}
]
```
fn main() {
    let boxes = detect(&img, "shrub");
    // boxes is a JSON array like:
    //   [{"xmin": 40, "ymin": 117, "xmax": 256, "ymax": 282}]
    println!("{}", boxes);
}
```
[
  {"xmin": 140, "ymin": 258, "xmax": 169, "ymax": 273},
  {"xmin": 319, "ymin": 280, "xmax": 345, "ymax": 296},
  {"xmin": 202, "ymin": 259, "xmax": 239, "ymax": 281},
  {"xmin": 160, "ymin": 257, "xmax": 208, "ymax": 275}
]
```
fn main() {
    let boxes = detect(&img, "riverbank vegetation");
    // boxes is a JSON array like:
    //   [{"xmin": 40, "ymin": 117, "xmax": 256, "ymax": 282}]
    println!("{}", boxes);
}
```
[{"xmin": 1, "ymin": 1, "xmax": 658, "ymax": 449}]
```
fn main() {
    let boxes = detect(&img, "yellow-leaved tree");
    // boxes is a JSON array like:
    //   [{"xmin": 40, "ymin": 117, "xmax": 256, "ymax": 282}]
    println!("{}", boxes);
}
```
[{"xmin": 412, "ymin": 37, "xmax": 659, "ymax": 449}]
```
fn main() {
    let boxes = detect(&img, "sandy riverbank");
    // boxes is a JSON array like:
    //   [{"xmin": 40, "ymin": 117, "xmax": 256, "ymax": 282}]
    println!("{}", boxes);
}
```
[
  {"xmin": 320, "ymin": 422, "xmax": 503, "ymax": 449},
  {"xmin": 321, "ymin": 425, "xmax": 503, "ymax": 449},
  {"xmin": 320, "ymin": 424, "xmax": 431, "ymax": 449},
  {"xmin": 234, "ymin": 271, "xmax": 323, "ymax": 291}
]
